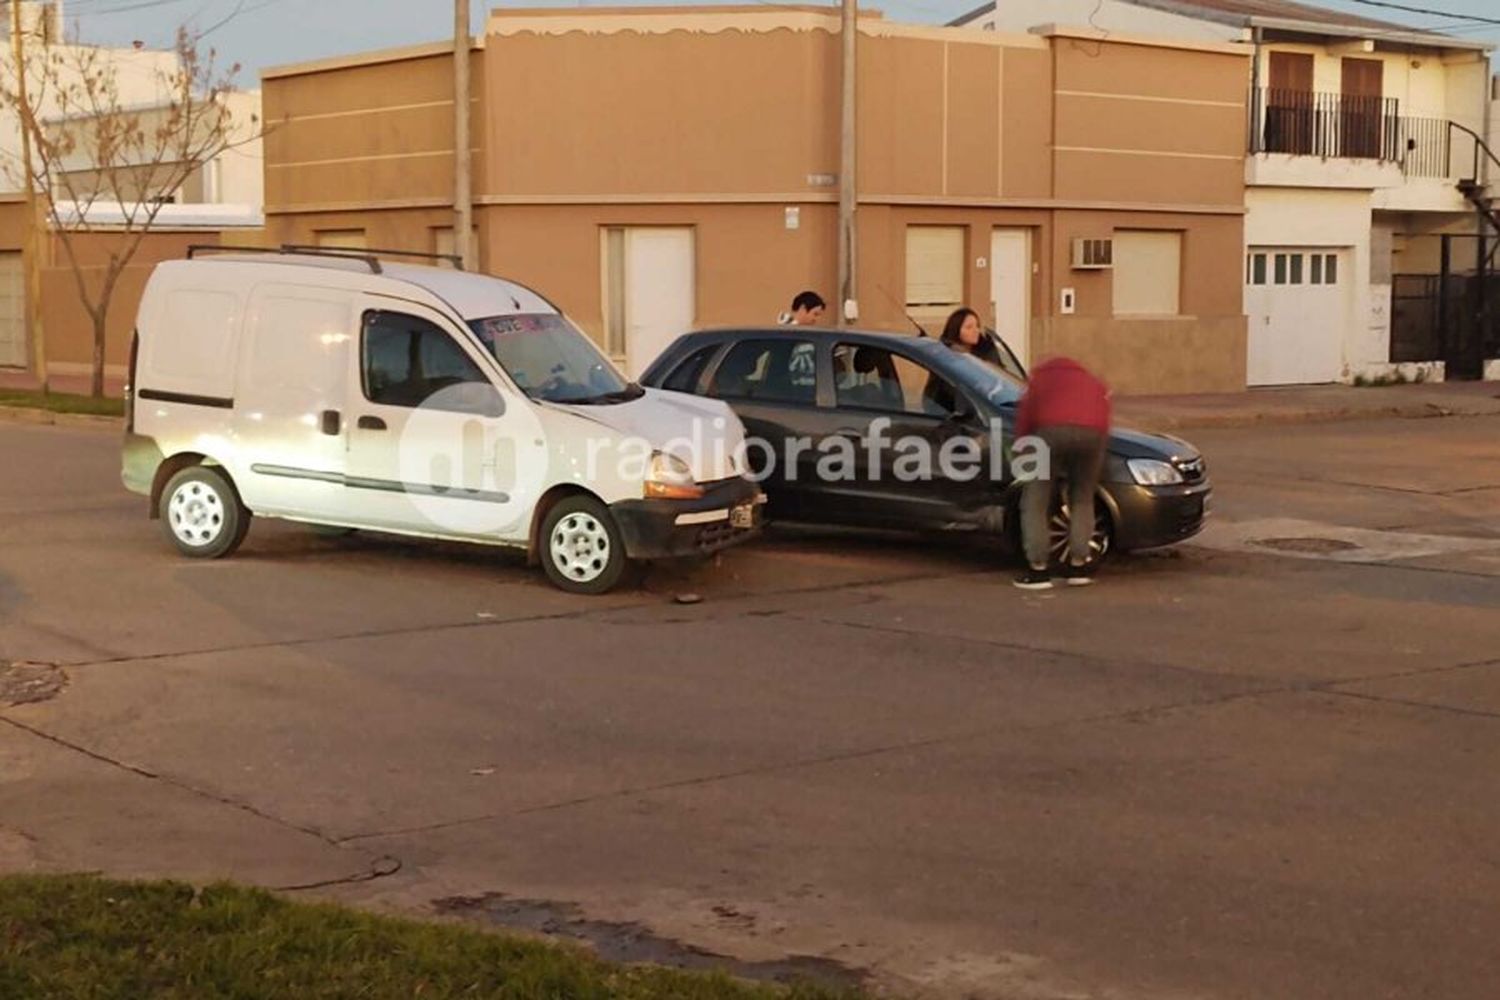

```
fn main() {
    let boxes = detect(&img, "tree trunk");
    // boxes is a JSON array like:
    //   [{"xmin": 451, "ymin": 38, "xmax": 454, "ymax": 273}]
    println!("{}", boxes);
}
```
[{"xmin": 91, "ymin": 313, "xmax": 107, "ymax": 399}]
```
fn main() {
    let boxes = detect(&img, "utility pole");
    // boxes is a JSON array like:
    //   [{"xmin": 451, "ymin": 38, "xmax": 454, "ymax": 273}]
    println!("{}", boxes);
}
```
[
  {"xmin": 9, "ymin": 0, "xmax": 47, "ymax": 392},
  {"xmin": 835, "ymin": 0, "xmax": 857, "ymax": 327},
  {"xmin": 453, "ymin": 0, "xmax": 474, "ymax": 270}
]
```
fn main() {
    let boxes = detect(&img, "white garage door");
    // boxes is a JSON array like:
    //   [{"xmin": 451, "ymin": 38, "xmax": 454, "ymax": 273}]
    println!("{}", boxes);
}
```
[
  {"xmin": 0, "ymin": 252, "xmax": 25, "ymax": 368},
  {"xmin": 1245, "ymin": 248, "xmax": 1348, "ymax": 386}
]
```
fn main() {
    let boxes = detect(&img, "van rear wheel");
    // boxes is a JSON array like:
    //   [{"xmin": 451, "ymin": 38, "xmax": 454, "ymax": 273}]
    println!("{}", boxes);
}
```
[
  {"xmin": 541, "ymin": 495, "xmax": 628, "ymax": 595},
  {"xmin": 161, "ymin": 466, "xmax": 250, "ymax": 559}
]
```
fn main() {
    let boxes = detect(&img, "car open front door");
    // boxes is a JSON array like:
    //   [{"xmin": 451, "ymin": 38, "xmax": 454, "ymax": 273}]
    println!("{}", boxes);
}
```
[
  {"xmin": 815, "ymin": 342, "xmax": 997, "ymax": 529},
  {"xmin": 343, "ymin": 301, "xmax": 528, "ymax": 543}
]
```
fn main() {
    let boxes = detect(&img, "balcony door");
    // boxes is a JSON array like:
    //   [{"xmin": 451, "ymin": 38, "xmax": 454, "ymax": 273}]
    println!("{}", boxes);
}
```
[
  {"xmin": 1266, "ymin": 52, "xmax": 1314, "ymax": 155},
  {"xmin": 1340, "ymin": 58, "xmax": 1384, "ymax": 160}
]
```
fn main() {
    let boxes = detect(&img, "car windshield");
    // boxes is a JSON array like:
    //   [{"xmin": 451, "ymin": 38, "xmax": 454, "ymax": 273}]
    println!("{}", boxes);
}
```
[
  {"xmin": 946, "ymin": 350, "xmax": 1025, "ymax": 408},
  {"xmin": 468, "ymin": 314, "xmax": 640, "ymax": 404}
]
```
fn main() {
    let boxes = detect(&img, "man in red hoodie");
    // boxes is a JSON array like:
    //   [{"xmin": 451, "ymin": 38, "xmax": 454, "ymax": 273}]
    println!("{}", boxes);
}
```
[{"xmin": 1013, "ymin": 356, "xmax": 1112, "ymax": 590}]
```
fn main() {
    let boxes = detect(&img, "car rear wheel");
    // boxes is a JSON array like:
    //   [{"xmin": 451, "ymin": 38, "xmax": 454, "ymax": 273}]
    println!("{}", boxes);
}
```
[
  {"xmin": 541, "ymin": 495, "xmax": 629, "ymax": 595},
  {"xmin": 161, "ymin": 466, "xmax": 250, "ymax": 559}
]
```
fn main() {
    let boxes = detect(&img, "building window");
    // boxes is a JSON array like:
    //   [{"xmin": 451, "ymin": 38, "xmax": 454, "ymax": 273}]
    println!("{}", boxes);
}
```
[
  {"xmin": 602, "ymin": 227, "xmax": 628, "ymax": 358},
  {"xmin": 1290, "ymin": 253, "xmax": 1304, "ymax": 285},
  {"xmin": 1310, "ymin": 254, "xmax": 1324, "ymax": 285},
  {"xmin": 1324, "ymin": 253, "xmax": 1338, "ymax": 285},
  {"xmin": 315, "ymin": 229, "xmax": 367, "ymax": 250},
  {"xmin": 1247, "ymin": 253, "xmax": 1268, "ymax": 286},
  {"xmin": 431, "ymin": 226, "xmax": 476, "ymax": 268},
  {"xmin": 1113, "ymin": 230, "xmax": 1182, "ymax": 316},
  {"xmin": 1274, "ymin": 253, "xmax": 1288, "ymax": 285},
  {"xmin": 905, "ymin": 226, "xmax": 966, "ymax": 331}
]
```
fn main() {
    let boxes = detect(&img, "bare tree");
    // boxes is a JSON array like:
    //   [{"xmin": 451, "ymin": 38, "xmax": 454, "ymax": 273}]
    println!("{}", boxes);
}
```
[{"xmin": 0, "ymin": 25, "xmax": 257, "ymax": 397}]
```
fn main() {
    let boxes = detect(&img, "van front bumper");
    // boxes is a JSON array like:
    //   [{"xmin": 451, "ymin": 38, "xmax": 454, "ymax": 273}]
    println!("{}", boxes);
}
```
[{"xmin": 611, "ymin": 477, "xmax": 766, "ymax": 560}]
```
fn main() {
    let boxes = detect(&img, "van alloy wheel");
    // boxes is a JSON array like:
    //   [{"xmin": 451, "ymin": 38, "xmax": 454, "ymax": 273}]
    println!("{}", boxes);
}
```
[{"xmin": 550, "ymin": 512, "xmax": 612, "ymax": 584}]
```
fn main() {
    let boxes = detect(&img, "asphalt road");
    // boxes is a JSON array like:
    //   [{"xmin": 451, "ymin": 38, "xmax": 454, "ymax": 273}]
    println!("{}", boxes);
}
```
[{"xmin": 4, "ymin": 414, "xmax": 1500, "ymax": 999}]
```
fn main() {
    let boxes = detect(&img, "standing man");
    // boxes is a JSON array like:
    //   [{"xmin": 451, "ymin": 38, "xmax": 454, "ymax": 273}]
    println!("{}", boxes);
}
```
[
  {"xmin": 778, "ymin": 290, "xmax": 826, "ymax": 326},
  {"xmin": 777, "ymin": 291, "xmax": 825, "ymax": 391},
  {"xmin": 1013, "ymin": 357, "xmax": 1111, "ymax": 591}
]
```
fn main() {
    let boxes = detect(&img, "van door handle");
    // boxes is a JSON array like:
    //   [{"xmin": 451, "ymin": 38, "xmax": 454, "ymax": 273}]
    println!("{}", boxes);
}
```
[
  {"xmin": 320, "ymin": 410, "xmax": 341, "ymax": 435},
  {"xmin": 357, "ymin": 416, "xmax": 387, "ymax": 431}
]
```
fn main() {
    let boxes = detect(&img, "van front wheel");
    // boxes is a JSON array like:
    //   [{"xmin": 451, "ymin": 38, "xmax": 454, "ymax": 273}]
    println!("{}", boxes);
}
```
[
  {"xmin": 161, "ymin": 466, "xmax": 250, "ymax": 559},
  {"xmin": 541, "ymin": 496, "xmax": 628, "ymax": 595}
]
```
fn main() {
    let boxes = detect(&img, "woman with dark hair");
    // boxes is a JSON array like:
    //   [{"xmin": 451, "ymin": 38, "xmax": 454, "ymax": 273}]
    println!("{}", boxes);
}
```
[
  {"xmin": 940, "ymin": 307, "xmax": 984, "ymax": 353},
  {"xmin": 938, "ymin": 306, "xmax": 1002, "ymax": 367}
]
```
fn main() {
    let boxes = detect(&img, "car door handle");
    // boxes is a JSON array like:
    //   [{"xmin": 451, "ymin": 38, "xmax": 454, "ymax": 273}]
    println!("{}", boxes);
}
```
[
  {"xmin": 357, "ymin": 415, "xmax": 388, "ymax": 431},
  {"xmin": 319, "ymin": 409, "xmax": 341, "ymax": 436},
  {"xmin": 833, "ymin": 427, "xmax": 865, "ymax": 440}
]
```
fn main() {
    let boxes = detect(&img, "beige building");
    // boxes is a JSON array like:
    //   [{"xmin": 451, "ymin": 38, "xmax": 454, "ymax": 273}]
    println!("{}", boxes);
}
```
[
  {"xmin": 956, "ymin": 0, "xmax": 1498, "ymax": 384},
  {"xmin": 259, "ymin": 5, "xmax": 1253, "ymax": 395}
]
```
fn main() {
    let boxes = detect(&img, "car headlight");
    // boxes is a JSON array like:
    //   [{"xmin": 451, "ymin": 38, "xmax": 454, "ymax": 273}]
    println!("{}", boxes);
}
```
[
  {"xmin": 645, "ymin": 451, "xmax": 704, "ymax": 500},
  {"xmin": 1127, "ymin": 458, "xmax": 1184, "ymax": 486}
]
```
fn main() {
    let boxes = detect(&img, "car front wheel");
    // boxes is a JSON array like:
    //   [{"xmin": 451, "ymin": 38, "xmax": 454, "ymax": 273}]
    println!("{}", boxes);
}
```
[
  {"xmin": 1048, "ymin": 498, "xmax": 1113, "ymax": 572},
  {"xmin": 540, "ymin": 495, "xmax": 629, "ymax": 595}
]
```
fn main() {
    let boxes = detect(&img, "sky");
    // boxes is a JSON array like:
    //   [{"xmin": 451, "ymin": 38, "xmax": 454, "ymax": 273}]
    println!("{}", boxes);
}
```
[{"xmin": 61, "ymin": 0, "xmax": 1500, "ymax": 81}]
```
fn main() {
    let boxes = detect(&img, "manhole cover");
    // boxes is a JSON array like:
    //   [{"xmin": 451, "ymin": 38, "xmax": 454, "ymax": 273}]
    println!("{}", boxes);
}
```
[
  {"xmin": 0, "ymin": 662, "xmax": 67, "ymax": 706},
  {"xmin": 1254, "ymin": 536, "xmax": 1360, "ymax": 555}
]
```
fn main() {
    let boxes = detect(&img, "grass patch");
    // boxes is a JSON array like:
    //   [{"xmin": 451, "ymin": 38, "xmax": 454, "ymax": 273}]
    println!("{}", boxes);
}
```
[
  {"xmin": 0, "ymin": 389, "xmax": 124, "ymax": 417},
  {"xmin": 0, "ymin": 875, "xmax": 861, "ymax": 1000}
]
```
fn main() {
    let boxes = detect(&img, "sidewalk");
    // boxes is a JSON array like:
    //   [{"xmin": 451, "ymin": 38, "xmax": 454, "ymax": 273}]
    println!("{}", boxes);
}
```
[
  {"xmin": 0, "ymin": 369, "xmax": 126, "ymax": 397},
  {"xmin": 4, "ymin": 368, "xmax": 1500, "ymax": 432},
  {"xmin": 1115, "ymin": 380, "xmax": 1500, "ymax": 431}
]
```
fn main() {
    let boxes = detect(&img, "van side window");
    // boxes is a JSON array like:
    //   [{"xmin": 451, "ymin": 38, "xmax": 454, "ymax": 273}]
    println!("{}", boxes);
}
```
[{"xmin": 362, "ymin": 311, "xmax": 491, "ymax": 411}]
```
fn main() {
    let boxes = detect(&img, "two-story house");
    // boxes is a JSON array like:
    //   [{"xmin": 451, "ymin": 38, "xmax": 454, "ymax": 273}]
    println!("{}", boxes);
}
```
[{"xmin": 953, "ymin": 0, "xmax": 1498, "ymax": 385}]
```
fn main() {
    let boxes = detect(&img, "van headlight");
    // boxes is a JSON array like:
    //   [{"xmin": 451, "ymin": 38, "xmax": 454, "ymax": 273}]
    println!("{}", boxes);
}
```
[
  {"xmin": 645, "ymin": 451, "xmax": 705, "ymax": 500},
  {"xmin": 1127, "ymin": 458, "xmax": 1184, "ymax": 486}
]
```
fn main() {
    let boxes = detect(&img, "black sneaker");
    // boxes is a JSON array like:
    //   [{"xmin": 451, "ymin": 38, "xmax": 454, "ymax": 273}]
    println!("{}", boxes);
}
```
[
  {"xmin": 1061, "ymin": 563, "xmax": 1095, "ymax": 587},
  {"xmin": 1013, "ymin": 568, "xmax": 1053, "ymax": 591}
]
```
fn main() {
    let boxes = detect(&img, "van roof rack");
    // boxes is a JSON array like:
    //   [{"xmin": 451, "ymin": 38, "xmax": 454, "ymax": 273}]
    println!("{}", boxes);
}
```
[
  {"xmin": 185, "ymin": 244, "xmax": 465, "ymax": 274},
  {"xmin": 186, "ymin": 243, "xmax": 385, "ymax": 274}
]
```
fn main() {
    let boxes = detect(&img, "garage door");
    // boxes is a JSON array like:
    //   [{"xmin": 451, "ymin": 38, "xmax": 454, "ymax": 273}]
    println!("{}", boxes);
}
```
[
  {"xmin": 0, "ymin": 252, "xmax": 25, "ymax": 367},
  {"xmin": 1245, "ymin": 248, "xmax": 1348, "ymax": 385}
]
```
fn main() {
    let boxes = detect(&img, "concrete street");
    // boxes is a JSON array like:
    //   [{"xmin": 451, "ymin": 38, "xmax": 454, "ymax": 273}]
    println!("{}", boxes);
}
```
[{"xmin": 4, "ymin": 412, "xmax": 1500, "ymax": 999}]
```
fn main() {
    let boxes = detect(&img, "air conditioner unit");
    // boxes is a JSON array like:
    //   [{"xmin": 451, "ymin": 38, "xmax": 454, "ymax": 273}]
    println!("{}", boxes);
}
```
[{"xmin": 1071, "ymin": 237, "xmax": 1113, "ymax": 270}]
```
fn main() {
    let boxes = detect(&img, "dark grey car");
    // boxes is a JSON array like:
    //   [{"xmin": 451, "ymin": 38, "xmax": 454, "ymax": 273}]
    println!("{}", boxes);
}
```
[{"xmin": 641, "ymin": 327, "xmax": 1212, "ymax": 567}]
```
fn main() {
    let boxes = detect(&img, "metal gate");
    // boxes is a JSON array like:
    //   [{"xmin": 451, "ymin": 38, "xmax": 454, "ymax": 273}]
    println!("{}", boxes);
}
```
[{"xmin": 1390, "ymin": 233, "xmax": 1499, "ymax": 380}]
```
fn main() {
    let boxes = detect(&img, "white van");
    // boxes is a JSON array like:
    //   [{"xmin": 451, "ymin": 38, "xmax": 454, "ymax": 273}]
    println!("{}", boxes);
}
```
[{"xmin": 122, "ymin": 248, "xmax": 762, "ymax": 594}]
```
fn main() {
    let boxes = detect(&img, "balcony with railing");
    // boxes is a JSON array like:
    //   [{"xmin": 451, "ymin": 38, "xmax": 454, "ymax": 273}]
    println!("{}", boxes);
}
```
[{"xmin": 1247, "ymin": 88, "xmax": 1461, "ymax": 197}]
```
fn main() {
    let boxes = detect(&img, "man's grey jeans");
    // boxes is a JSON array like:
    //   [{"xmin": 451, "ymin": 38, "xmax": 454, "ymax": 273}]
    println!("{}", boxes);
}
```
[{"xmin": 1020, "ymin": 425, "xmax": 1107, "ymax": 571}]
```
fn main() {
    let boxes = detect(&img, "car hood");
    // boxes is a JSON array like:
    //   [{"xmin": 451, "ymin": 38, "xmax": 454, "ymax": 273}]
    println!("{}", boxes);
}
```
[
  {"xmin": 1106, "ymin": 426, "xmax": 1200, "ymax": 462},
  {"xmin": 542, "ymin": 388, "xmax": 747, "ymax": 482}
]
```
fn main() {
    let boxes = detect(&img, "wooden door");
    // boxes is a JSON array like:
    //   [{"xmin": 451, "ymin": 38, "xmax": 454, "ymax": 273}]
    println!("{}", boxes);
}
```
[
  {"xmin": 1266, "ymin": 52, "xmax": 1315, "ymax": 154},
  {"xmin": 1341, "ymin": 58, "xmax": 1384, "ymax": 159}
]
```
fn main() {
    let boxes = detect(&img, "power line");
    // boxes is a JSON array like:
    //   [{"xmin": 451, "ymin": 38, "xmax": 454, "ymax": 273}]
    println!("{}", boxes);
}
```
[{"xmin": 1337, "ymin": 0, "xmax": 1500, "ymax": 29}]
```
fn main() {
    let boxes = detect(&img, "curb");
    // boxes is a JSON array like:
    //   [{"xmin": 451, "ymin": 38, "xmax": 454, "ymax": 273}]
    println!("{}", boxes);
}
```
[
  {"xmin": 0, "ymin": 405, "xmax": 124, "ymax": 430},
  {"xmin": 1118, "ymin": 401, "xmax": 1500, "ymax": 432}
]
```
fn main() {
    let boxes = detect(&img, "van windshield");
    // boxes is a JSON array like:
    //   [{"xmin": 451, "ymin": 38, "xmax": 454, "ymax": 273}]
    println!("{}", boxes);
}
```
[{"xmin": 468, "ymin": 314, "xmax": 641, "ymax": 404}]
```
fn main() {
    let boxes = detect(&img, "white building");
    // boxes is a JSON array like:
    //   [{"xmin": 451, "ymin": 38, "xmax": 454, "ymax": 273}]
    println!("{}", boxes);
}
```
[
  {"xmin": 2, "ymin": 1, "xmax": 262, "ymax": 208},
  {"xmin": 952, "ymin": 0, "xmax": 1498, "ymax": 385}
]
